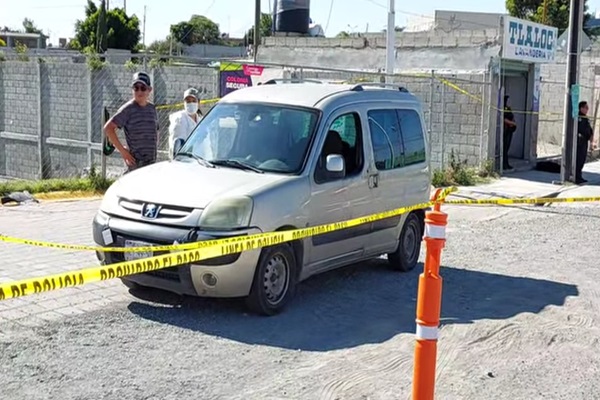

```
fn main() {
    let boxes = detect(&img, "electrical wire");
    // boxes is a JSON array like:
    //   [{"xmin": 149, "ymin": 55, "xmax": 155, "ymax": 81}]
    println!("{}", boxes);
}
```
[
  {"xmin": 325, "ymin": 0, "xmax": 335, "ymax": 33},
  {"xmin": 204, "ymin": 0, "xmax": 217, "ymax": 14},
  {"xmin": 358, "ymin": 0, "xmax": 507, "ymax": 31}
]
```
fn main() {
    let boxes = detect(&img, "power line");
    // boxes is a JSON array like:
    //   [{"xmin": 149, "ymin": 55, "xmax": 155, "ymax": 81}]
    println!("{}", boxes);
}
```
[
  {"xmin": 325, "ymin": 0, "xmax": 335, "ymax": 33},
  {"xmin": 358, "ymin": 0, "xmax": 507, "ymax": 31},
  {"xmin": 205, "ymin": 0, "xmax": 217, "ymax": 14}
]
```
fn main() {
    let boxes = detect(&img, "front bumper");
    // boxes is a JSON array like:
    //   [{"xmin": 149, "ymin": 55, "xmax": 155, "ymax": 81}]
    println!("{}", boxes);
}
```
[{"xmin": 93, "ymin": 210, "xmax": 262, "ymax": 298}]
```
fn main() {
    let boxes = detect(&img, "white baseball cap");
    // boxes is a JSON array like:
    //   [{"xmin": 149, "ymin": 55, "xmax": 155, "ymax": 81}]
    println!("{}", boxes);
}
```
[{"xmin": 183, "ymin": 88, "xmax": 199, "ymax": 100}]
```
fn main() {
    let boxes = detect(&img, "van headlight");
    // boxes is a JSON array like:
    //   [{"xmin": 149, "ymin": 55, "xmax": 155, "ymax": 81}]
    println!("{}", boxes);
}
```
[
  {"xmin": 199, "ymin": 196, "xmax": 253, "ymax": 230},
  {"xmin": 99, "ymin": 180, "xmax": 120, "ymax": 212}
]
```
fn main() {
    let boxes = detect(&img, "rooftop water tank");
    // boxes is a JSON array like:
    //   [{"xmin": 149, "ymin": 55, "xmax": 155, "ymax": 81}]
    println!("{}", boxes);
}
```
[{"xmin": 274, "ymin": 0, "xmax": 310, "ymax": 34}]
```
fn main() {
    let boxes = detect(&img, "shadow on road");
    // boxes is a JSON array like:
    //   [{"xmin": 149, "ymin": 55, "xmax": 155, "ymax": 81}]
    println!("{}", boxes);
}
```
[{"xmin": 127, "ymin": 260, "xmax": 578, "ymax": 352}]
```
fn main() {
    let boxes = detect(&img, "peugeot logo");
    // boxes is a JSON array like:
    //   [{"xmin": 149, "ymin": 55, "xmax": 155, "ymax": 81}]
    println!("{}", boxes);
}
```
[{"xmin": 141, "ymin": 203, "xmax": 160, "ymax": 219}]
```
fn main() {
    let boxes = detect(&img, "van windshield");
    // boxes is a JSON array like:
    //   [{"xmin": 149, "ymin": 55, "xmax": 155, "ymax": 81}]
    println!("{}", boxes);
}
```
[{"xmin": 177, "ymin": 102, "xmax": 320, "ymax": 174}]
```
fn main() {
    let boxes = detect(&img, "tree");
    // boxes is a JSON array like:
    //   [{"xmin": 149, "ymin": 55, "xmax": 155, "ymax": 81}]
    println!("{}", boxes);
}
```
[
  {"xmin": 506, "ymin": 0, "xmax": 594, "ymax": 35},
  {"xmin": 170, "ymin": 15, "xmax": 221, "ymax": 45},
  {"xmin": 96, "ymin": 0, "xmax": 108, "ymax": 53},
  {"xmin": 72, "ymin": 0, "xmax": 140, "ymax": 51},
  {"xmin": 245, "ymin": 13, "xmax": 273, "ymax": 45},
  {"xmin": 147, "ymin": 37, "xmax": 183, "ymax": 55},
  {"xmin": 336, "ymin": 31, "xmax": 350, "ymax": 38},
  {"xmin": 22, "ymin": 18, "xmax": 42, "ymax": 34}
]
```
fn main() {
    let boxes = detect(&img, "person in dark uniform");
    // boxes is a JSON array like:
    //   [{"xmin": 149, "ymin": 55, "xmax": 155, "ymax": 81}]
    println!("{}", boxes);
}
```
[
  {"xmin": 576, "ymin": 101, "xmax": 594, "ymax": 184},
  {"xmin": 503, "ymin": 95, "xmax": 517, "ymax": 170}
]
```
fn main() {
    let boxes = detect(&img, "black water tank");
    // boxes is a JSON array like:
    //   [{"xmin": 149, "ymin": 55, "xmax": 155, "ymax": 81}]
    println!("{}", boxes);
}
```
[{"xmin": 274, "ymin": 0, "xmax": 310, "ymax": 34}]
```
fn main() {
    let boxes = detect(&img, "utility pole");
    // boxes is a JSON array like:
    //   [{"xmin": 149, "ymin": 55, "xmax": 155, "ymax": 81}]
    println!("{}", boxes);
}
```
[
  {"xmin": 385, "ymin": 0, "xmax": 395, "ymax": 83},
  {"xmin": 124, "ymin": 0, "xmax": 127, "ymax": 13},
  {"xmin": 560, "ymin": 0, "xmax": 584, "ymax": 183},
  {"xmin": 254, "ymin": 0, "xmax": 261, "ymax": 63},
  {"xmin": 142, "ymin": 5, "xmax": 147, "ymax": 70},
  {"xmin": 542, "ymin": 0, "xmax": 548, "ymax": 24}
]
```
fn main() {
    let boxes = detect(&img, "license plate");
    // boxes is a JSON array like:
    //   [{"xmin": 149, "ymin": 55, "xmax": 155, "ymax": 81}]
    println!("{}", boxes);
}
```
[{"xmin": 124, "ymin": 240, "xmax": 153, "ymax": 261}]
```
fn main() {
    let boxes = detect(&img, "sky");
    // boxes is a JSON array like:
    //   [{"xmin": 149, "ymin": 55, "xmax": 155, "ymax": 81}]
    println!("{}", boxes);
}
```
[{"xmin": 3, "ymin": 0, "xmax": 600, "ymax": 46}]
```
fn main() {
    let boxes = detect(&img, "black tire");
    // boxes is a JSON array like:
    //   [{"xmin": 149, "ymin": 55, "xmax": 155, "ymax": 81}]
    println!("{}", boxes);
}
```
[
  {"xmin": 245, "ymin": 244, "xmax": 297, "ymax": 316},
  {"xmin": 388, "ymin": 212, "xmax": 423, "ymax": 272}
]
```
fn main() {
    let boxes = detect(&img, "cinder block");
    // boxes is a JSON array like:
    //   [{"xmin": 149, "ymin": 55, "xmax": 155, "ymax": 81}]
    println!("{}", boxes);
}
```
[{"xmin": 441, "ymin": 36, "xmax": 458, "ymax": 47}]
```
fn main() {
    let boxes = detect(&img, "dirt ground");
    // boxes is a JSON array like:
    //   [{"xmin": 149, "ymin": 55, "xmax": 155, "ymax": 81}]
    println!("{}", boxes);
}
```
[{"xmin": 1, "ymin": 202, "xmax": 599, "ymax": 400}]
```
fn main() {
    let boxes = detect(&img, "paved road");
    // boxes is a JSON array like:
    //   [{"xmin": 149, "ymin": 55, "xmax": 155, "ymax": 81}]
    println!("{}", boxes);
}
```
[
  {"xmin": 0, "ymin": 198, "xmax": 599, "ymax": 399},
  {"xmin": 0, "ymin": 199, "xmax": 130, "ymax": 325}
]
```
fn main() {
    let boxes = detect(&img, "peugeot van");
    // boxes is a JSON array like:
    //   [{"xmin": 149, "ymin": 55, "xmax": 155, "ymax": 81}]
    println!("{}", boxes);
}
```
[{"xmin": 93, "ymin": 80, "xmax": 431, "ymax": 315}]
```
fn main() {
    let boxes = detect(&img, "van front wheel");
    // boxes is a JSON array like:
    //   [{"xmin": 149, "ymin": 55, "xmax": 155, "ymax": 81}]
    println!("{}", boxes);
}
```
[
  {"xmin": 245, "ymin": 244, "xmax": 297, "ymax": 316},
  {"xmin": 388, "ymin": 213, "xmax": 423, "ymax": 272}
]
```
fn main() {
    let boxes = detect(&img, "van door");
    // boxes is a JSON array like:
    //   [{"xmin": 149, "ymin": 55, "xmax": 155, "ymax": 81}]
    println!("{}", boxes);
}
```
[
  {"xmin": 364, "ymin": 107, "xmax": 407, "ymax": 255},
  {"xmin": 364, "ymin": 106, "xmax": 430, "ymax": 256},
  {"xmin": 305, "ymin": 109, "xmax": 373, "ymax": 273}
]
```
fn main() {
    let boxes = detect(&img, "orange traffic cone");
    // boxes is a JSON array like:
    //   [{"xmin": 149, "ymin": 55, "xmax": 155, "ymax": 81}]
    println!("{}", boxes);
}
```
[{"xmin": 412, "ymin": 190, "xmax": 448, "ymax": 400}]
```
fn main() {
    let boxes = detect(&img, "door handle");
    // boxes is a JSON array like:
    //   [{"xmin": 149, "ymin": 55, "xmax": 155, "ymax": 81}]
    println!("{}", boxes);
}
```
[{"xmin": 368, "ymin": 173, "xmax": 379, "ymax": 188}]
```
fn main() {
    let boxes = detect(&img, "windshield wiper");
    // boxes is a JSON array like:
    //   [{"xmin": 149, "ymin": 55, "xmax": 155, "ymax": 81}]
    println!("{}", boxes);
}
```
[
  {"xmin": 211, "ymin": 159, "xmax": 264, "ymax": 173},
  {"xmin": 177, "ymin": 152, "xmax": 215, "ymax": 168}
]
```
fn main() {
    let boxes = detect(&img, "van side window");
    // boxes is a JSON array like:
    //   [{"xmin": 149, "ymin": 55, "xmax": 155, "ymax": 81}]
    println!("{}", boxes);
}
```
[
  {"xmin": 315, "ymin": 112, "xmax": 364, "ymax": 183},
  {"xmin": 397, "ymin": 109, "xmax": 426, "ymax": 166},
  {"xmin": 367, "ymin": 109, "xmax": 404, "ymax": 170}
]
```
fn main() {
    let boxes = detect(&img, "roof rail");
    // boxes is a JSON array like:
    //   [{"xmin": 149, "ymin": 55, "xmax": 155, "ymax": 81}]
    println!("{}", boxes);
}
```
[
  {"xmin": 350, "ymin": 82, "xmax": 409, "ymax": 92},
  {"xmin": 261, "ymin": 78, "xmax": 324, "ymax": 85}
]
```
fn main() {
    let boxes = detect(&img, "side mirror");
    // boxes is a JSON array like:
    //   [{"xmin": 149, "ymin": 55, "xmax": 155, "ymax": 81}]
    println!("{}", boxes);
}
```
[
  {"xmin": 173, "ymin": 138, "xmax": 185, "ymax": 157},
  {"xmin": 325, "ymin": 154, "xmax": 345, "ymax": 179}
]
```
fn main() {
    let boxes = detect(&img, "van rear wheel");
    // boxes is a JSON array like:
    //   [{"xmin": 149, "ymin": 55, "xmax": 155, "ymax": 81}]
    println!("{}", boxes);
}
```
[
  {"xmin": 388, "ymin": 213, "xmax": 423, "ymax": 272},
  {"xmin": 245, "ymin": 244, "xmax": 297, "ymax": 316}
]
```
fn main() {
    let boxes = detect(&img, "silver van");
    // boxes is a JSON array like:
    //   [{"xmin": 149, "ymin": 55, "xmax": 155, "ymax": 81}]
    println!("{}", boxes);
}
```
[{"xmin": 93, "ymin": 80, "xmax": 431, "ymax": 315}]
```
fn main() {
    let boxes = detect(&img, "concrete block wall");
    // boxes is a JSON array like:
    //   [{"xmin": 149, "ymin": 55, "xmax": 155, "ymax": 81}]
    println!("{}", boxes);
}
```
[
  {"xmin": 263, "ymin": 30, "xmax": 501, "ymax": 49},
  {"xmin": 0, "ymin": 62, "xmax": 41, "ymax": 180},
  {"xmin": 538, "ymin": 58, "xmax": 597, "ymax": 157},
  {"xmin": 421, "ymin": 73, "xmax": 488, "ymax": 169},
  {"xmin": 0, "ymin": 60, "xmax": 220, "ymax": 180},
  {"xmin": 42, "ymin": 63, "xmax": 89, "ymax": 178}
]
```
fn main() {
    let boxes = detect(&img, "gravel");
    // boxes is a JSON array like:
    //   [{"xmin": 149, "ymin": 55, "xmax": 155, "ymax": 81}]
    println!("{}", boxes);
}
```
[{"xmin": 1, "ymin": 204, "xmax": 600, "ymax": 400}]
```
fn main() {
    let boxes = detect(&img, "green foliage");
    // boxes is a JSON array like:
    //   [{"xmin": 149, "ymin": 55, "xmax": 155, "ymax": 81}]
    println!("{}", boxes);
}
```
[
  {"xmin": 96, "ymin": 0, "xmax": 108, "ymax": 53},
  {"xmin": 22, "ymin": 18, "xmax": 42, "ymax": 34},
  {"xmin": 148, "ymin": 57, "xmax": 171, "ymax": 69},
  {"xmin": 0, "ymin": 38, "xmax": 5, "ymax": 47},
  {"xmin": 83, "ymin": 47, "xmax": 106, "ymax": 70},
  {"xmin": 15, "ymin": 41, "xmax": 29, "ymax": 62},
  {"xmin": 147, "ymin": 37, "xmax": 180, "ymax": 55},
  {"xmin": 506, "ymin": 0, "xmax": 595, "ymax": 36},
  {"xmin": 245, "ymin": 13, "xmax": 273, "ymax": 45},
  {"xmin": 170, "ymin": 15, "xmax": 221, "ymax": 45},
  {"xmin": 124, "ymin": 59, "xmax": 138, "ymax": 71},
  {"xmin": 0, "ymin": 168, "xmax": 114, "ymax": 197},
  {"xmin": 336, "ymin": 31, "xmax": 350, "ymax": 38},
  {"xmin": 74, "ymin": 0, "xmax": 141, "ymax": 52},
  {"xmin": 431, "ymin": 151, "xmax": 496, "ymax": 187}
]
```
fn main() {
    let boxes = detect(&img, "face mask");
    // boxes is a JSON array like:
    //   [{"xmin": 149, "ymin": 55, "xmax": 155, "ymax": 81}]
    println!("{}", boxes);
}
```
[{"xmin": 185, "ymin": 102, "xmax": 198, "ymax": 115}]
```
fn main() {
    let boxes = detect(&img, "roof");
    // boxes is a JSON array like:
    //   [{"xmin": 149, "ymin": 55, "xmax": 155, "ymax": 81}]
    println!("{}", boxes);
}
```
[
  {"xmin": 219, "ymin": 82, "xmax": 418, "ymax": 108},
  {"xmin": 0, "ymin": 32, "xmax": 47, "ymax": 39}
]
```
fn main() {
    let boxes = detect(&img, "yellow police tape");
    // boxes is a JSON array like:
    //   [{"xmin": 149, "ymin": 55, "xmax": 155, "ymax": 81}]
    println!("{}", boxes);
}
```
[
  {"xmin": 0, "ymin": 187, "xmax": 457, "ymax": 301},
  {"xmin": 155, "ymin": 97, "xmax": 220, "ymax": 111},
  {"xmin": 0, "ymin": 187, "xmax": 456, "ymax": 254},
  {"xmin": 444, "ymin": 195, "xmax": 600, "ymax": 206}
]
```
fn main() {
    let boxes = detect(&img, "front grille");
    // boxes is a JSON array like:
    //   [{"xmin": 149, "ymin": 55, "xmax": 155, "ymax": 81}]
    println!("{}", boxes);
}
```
[
  {"xmin": 118, "ymin": 198, "xmax": 194, "ymax": 220},
  {"xmin": 145, "ymin": 268, "xmax": 180, "ymax": 282},
  {"xmin": 113, "ymin": 233, "xmax": 181, "ymax": 282}
]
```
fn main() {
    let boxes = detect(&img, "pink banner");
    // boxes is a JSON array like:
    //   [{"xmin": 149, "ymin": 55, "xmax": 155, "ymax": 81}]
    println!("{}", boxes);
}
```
[{"xmin": 243, "ymin": 64, "xmax": 264, "ymax": 76}]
